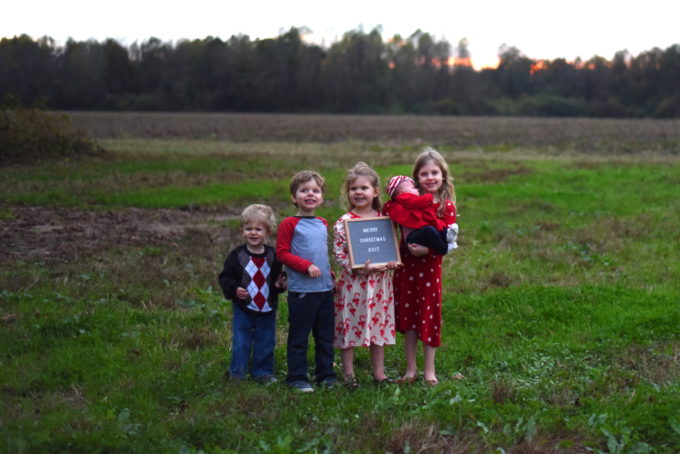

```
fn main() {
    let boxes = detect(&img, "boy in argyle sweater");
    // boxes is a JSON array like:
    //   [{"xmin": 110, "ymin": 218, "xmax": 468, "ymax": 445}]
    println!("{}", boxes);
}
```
[{"xmin": 219, "ymin": 204, "xmax": 286, "ymax": 383}]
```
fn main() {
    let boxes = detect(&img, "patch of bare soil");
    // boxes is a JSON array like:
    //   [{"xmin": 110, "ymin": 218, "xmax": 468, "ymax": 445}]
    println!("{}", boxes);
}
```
[{"xmin": 0, "ymin": 205, "xmax": 241, "ymax": 264}]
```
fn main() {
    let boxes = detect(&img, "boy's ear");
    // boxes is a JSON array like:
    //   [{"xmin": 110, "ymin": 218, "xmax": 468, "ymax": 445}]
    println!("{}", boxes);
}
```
[{"xmin": 290, "ymin": 194, "xmax": 297, "ymax": 205}]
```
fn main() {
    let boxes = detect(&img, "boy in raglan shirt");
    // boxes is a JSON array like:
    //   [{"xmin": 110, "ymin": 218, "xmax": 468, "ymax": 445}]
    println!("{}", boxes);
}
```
[{"xmin": 276, "ymin": 170, "xmax": 336, "ymax": 392}]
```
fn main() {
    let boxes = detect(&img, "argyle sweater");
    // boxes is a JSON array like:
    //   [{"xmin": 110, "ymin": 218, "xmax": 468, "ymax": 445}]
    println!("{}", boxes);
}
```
[{"xmin": 218, "ymin": 244, "xmax": 284, "ymax": 314}]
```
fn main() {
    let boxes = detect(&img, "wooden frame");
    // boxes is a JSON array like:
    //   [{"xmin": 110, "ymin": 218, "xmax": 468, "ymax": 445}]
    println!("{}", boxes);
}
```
[{"xmin": 343, "ymin": 216, "xmax": 401, "ymax": 269}]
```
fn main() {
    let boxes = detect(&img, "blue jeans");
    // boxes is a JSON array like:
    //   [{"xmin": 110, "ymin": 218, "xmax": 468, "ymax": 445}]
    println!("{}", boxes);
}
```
[
  {"xmin": 230, "ymin": 303, "xmax": 276, "ymax": 379},
  {"xmin": 286, "ymin": 291, "xmax": 336, "ymax": 384}
]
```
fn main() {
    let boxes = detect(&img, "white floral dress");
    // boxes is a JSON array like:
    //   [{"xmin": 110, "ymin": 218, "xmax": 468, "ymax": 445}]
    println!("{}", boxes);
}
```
[{"xmin": 333, "ymin": 212, "xmax": 396, "ymax": 348}]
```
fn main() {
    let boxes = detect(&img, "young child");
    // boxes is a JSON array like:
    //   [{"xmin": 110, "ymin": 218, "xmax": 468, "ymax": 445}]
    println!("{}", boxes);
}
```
[
  {"xmin": 392, "ymin": 147, "xmax": 458, "ymax": 386},
  {"xmin": 333, "ymin": 162, "xmax": 399, "ymax": 389},
  {"xmin": 276, "ymin": 170, "xmax": 336, "ymax": 392},
  {"xmin": 218, "ymin": 204, "xmax": 286, "ymax": 384},
  {"xmin": 383, "ymin": 175, "xmax": 458, "ymax": 255}
]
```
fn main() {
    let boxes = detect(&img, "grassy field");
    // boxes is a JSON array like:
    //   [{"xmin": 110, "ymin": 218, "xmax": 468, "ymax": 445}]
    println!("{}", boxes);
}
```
[{"xmin": 1, "ymin": 114, "xmax": 679, "ymax": 453}]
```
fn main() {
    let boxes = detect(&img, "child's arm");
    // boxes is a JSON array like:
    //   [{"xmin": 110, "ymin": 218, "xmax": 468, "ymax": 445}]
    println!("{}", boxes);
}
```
[
  {"xmin": 275, "ymin": 217, "xmax": 316, "ymax": 276},
  {"xmin": 443, "ymin": 199, "xmax": 458, "ymax": 252},
  {"xmin": 218, "ymin": 249, "xmax": 243, "ymax": 300},
  {"xmin": 407, "ymin": 243, "xmax": 430, "ymax": 257},
  {"xmin": 384, "ymin": 200, "xmax": 430, "ymax": 230},
  {"xmin": 397, "ymin": 192, "xmax": 434, "ymax": 210},
  {"xmin": 443, "ymin": 199, "xmax": 457, "ymax": 224},
  {"xmin": 333, "ymin": 218, "xmax": 352, "ymax": 272},
  {"xmin": 271, "ymin": 257, "xmax": 287, "ymax": 293}
]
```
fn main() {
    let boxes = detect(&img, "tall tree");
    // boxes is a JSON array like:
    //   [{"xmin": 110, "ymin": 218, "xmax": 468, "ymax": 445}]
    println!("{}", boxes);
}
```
[
  {"xmin": 495, "ymin": 44, "xmax": 533, "ymax": 98},
  {"xmin": 0, "ymin": 35, "xmax": 54, "ymax": 105},
  {"xmin": 321, "ymin": 28, "xmax": 389, "ymax": 112},
  {"xmin": 54, "ymin": 39, "xmax": 107, "ymax": 109}
]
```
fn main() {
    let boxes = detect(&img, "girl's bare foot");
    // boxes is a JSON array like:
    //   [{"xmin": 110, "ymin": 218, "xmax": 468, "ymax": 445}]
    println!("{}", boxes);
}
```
[{"xmin": 396, "ymin": 374, "xmax": 417, "ymax": 385}]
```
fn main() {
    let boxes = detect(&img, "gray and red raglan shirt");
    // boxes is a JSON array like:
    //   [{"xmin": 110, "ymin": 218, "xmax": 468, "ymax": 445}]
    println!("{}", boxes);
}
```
[{"xmin": 275, "ymin": 216, "xmax": 334, "ymax": 293}]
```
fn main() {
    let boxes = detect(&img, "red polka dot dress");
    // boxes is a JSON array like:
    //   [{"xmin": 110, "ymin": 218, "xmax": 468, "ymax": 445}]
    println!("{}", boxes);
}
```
[{"xmin": 392, "ymin": 200, "xmax": 455, "ymax": 347}]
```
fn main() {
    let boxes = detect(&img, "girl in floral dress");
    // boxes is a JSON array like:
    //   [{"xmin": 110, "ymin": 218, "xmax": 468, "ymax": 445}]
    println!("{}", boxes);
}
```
[
  {"xmin": 392, "ymin": 147, "xmax": 457, "ymax": 386},
  {"xmin": 333, "ymin": 162, "xmax": 399, "ymax": 388}
]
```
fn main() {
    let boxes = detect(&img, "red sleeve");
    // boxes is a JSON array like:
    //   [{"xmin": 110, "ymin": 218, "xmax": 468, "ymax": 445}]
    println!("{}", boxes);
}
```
[
  {"xmin": 396, "ymin": 193, "xmax": 434, "ymax": 210},
  {"xmin": 275, "ymin": 217, "xmax": 313, "ymax": 273},
  {"xmin": 384, "ymin": 200, "xmax": 429, "ymax": 229}
]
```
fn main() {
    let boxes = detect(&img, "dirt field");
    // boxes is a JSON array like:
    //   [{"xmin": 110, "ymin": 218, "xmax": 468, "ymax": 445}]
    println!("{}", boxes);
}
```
[
  {"xmin": 66, "ymin": 111, "xmax": 680, "ymax": 153},
  {"xmin": 0, "ymin": 205, "xmax": 240, "ymax": 265}
]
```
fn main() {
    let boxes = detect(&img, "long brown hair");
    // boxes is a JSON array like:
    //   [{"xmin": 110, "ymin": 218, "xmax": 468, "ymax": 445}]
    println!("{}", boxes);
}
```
[
  {"xmin": 341, "ymin": 161, "xmax": 382, "ymax": 212},
  {"xmin": 413, "ymin": 147, "xmax": 456, "ymax": 217}
]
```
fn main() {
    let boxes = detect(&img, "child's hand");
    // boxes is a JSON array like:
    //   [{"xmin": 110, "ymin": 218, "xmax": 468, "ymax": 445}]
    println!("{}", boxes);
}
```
[
  {"xmin": 385, "ymin": 261, "xmax": 402, "ymax": 270},
  {"xmin": 407, "ymin": 243, "xmax": 429, "ymax": 257},
  {"xmin": 275, "ymin": 273, "xmax": 287, "ymax": 289},
  {"xmin": 307, "ymin": 264, "xmax": 321, "ymax": 278},
  {"xmin": 236, "ymin": 287, "xmax": 249, "ymax": 299},
  {"xmin": 356, "ymin": 259, "xmax": 387, "ymax": 276}
]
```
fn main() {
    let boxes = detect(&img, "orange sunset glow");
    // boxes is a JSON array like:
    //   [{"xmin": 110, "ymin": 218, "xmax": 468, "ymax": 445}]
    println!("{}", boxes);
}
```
[
  {"xmin": 387, "ymin": 56, "xmax": 498, "ymax": 71},
  {"xmin": 530, "ymin": 60, "xmax": 548, "ymax": 75}
]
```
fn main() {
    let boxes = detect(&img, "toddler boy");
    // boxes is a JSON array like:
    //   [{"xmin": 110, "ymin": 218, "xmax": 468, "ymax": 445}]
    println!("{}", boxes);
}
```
[{"xmin": 219, "ymin": 204, "xmax": 286, "ymax": 384}]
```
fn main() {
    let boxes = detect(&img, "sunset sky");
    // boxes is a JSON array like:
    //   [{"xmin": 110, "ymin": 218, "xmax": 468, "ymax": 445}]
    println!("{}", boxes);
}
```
[{"xmin": 3, "ymin": 0, "xmax": 679, "ymax": 69}]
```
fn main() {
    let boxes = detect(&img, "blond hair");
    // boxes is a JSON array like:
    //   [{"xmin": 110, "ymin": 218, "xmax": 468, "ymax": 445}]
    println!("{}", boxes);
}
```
[
  {"xmin": 341, "ymin": 161, "xmax": 382, "ymax": 212},
  {"xmin": 241, "ymin": 204, "xmax": 276, "ymax": 234},
  {"xmin": 413, "ymin": 147, "xmax": 456, "ymax": 217}
]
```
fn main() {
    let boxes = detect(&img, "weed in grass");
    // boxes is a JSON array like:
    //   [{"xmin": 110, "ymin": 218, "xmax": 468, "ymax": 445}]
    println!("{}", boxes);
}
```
[
  {"xmin": 386, "ymin": 422, "xmax": 478, "ymax": 454},
  {"xmin": 490, "ymin": 377, "xmax": 518, "ymax": 404}
]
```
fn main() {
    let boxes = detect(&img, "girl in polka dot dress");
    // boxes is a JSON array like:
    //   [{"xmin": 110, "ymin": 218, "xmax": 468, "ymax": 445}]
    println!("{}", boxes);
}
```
[
  {"xmin": 391, "ymin": 147, "xmax": 457, "ymax": 386},
  {"xmin": 333, "ymin": 162, "xmax": 400, "ymax": 388}
]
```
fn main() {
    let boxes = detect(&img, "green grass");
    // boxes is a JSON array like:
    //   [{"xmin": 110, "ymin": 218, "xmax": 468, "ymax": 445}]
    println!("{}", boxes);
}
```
[{"xmin": 1, "ymin": 135, "xmax": 679, "ymax": 453}]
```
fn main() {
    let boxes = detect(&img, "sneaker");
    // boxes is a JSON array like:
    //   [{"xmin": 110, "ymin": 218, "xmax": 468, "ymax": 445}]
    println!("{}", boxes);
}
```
[
  {"xmin": 254, "ymin": 375, "xmax": 278, "ymax": 386},
  {"xmin": 446, "ymin": 223, "xmax": 459, "ymax": 243},
  {"xmin": 289, "ymin": 381, "xmax": 314, "ymax": 393}
]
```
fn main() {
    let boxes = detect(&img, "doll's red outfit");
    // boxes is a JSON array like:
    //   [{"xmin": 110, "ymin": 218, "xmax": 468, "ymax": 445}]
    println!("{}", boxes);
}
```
[
  {"xmin": 382, "ymin": 193, "xmax": 447, "ymax": 231},
  {"xmin": 390, "ymin": 199, "xmax": 456, "ymax": 347}
]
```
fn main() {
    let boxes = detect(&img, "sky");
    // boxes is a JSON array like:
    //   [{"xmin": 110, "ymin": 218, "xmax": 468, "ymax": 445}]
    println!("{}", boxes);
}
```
[{"xmin": 3, "ymin": 0, "xmax": 679, "ymax": 69}]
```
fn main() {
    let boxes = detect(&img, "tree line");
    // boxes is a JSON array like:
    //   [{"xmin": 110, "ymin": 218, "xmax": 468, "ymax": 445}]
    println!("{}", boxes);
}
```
[{"xmin": 2, "ymin": 28, "xmax": 680, "ymax": 117}]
